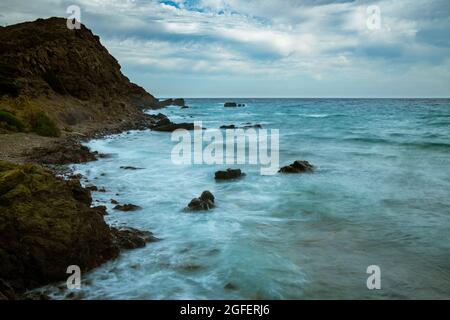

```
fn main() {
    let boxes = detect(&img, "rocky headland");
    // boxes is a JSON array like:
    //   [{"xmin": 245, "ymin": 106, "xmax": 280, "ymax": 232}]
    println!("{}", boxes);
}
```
[{"xmin": 0, "ymin": 17, "xmax": 183, "ymax": 299}]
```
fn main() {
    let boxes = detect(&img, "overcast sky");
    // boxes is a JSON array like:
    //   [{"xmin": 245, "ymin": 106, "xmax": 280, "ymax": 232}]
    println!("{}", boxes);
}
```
[{"xmin": 1, "ymin": 0, "xmax": 449, "ymax": 98}]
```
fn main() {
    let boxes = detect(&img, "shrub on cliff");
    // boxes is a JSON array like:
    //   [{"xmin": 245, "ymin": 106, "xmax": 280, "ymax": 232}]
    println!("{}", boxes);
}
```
[
  {"xmin": 30, "ymin": 112, "xmax": 60, "ymax": 137},
  {"xmin": 0, "ymin": 109, "xmax": 25, "ymax": 132}
]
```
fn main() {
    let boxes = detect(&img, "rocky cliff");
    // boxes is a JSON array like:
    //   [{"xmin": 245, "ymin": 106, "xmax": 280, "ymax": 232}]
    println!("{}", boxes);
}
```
[{"xmin": 0, "ymin": 17, "xmax": 159, "ymax": 133}]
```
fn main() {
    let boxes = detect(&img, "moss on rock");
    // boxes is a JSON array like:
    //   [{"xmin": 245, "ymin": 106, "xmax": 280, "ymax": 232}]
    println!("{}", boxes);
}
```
[{"xmin": 0, "ymin": 162, "xmax": 118, "ymax": 291}]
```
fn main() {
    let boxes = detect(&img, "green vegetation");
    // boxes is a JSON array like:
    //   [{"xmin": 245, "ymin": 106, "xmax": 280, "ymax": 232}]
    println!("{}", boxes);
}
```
[
  {"xmin": 0, "ymin": 109, "xmax": 25, "ymax": 132},
  {"xmin": 30, "ymin": 111, "xmax": 60, "ymax": 137}
]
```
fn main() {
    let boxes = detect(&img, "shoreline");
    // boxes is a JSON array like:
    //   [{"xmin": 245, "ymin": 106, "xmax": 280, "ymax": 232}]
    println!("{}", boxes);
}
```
[{"xmin": 0, "ymin": 109, "xmax": 188, "ymax": 300}]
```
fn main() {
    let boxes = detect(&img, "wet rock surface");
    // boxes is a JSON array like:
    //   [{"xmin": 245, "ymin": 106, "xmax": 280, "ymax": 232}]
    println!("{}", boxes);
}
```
[
  {"xmin": 279, "ymin": 160, "xmax": 314, "ymax": 173},
  {"xmin": 113, "ymin": 203, "xmax": 142, "ymax": 212},
  {"xmin": 0, "ymin": 162, "xmax": 156, "ymax": 299},
  {"xmin": 0, "ymin": 162, "xmax": 119, "ymax": 295},
  {"xmin": 187, "ymin": 190, "xmax": 215, "ymax": 211},
  {"xmin": 215, "ymin": 168, "xmax": 245, "ymax": 180},
  {"xmin": 112, "ymin": 227, "xmax": 160, "ymax": 250}
]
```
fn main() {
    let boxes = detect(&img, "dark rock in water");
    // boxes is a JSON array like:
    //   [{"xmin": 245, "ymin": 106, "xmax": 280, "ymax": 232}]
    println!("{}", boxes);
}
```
[
  {"xmin": 110, "ymin": 199, "xmax": 119, "ymax": 205},
  {"xmin": 187, "ymin": 190, "xmax": 215, "ymax": 211},
  {"xmin": 279, "ymin": 160, "xmax": 314, "ymax": 173},
  {"xmin": 120, "ymin": 166, "xmax": 144, "ymax": 170},
  {"xmin": 85, "ymin": 184, "xmax": 98, "ymax": 191},
  {"xmin": 237, "ymin": 104, "xmax": 246, "ymax": 107},
  {"xmin": 153, "ymin": 122, "xmax": 196, "ymax": 132},
  {"xmin": 181, "ymin": 106, "xmax": 189, "ymax": 109},
  {"xmin": 243, "ymin": 124, "xmax": 262, "ymax": 129},
  {"xmin": 215, "ymin": 168, "xmax": 245, "ymax": 180},
  {"xmin": 0, "ymin": 162, "xmax": 121, "ymax": 294},
  {"xmin": 224, "ymin": 102, "xmax": 237, "ymax": 107},
  {"xmin": 98, "ymin": 187, "xmax": 106, "ymax": 192},
  {"xmin": 220, "ymin": 124, "xmax": 236, "ymax": 129},
  {"xmin": 114, "ymin": 203, "xmax": 142, "ymax": 211},
  {"xmin": 173, "ymin": 98, "xmax": 185, "ymax": 106},
  {"xmin": 156, "ymin": 98, "xmax": 185, "ymax": 107},
  {"xmin": 224, "ymin": 282, "xmax": 238, "ymax": 290},
  {"xmin": 112, "ymin": 227, "xmax": 160, "ymax": 250}
]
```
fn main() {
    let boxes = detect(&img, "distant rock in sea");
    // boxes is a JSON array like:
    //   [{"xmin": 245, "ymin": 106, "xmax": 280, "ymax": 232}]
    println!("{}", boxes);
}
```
[
  {"xmin": 215, "ymin": 168, "xmax": 245, "ymax": 180},
  {"xmin": 279, "ymin": 160, "xmax": 314, "ymax": 173}
]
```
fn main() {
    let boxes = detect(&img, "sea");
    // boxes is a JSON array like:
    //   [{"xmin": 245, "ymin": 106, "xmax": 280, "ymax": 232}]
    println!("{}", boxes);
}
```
[{"xmin": 41, "ymin": 98, "xmax": 450, "ymax": 299}]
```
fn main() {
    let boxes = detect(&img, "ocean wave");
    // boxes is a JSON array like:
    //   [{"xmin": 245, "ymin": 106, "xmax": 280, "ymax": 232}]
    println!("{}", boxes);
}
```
[{"xmin": 344, "ymin": 137, "xmax": 450, "ymax": 150}]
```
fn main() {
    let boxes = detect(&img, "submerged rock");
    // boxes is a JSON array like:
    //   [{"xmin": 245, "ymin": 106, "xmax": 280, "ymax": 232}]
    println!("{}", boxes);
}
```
[
  {"xmin": 187, "ymin": 190, "xmax": 215, "ymax": 211},
  {"xmin": 279, "ymin": 160, "xmax": 314, "ymax": 173},
  {"xmin": 120, "ymin": 166, "xmax": 144, "ymax": 170},
  {"xmin": 113, "ymin": 203, "xmax": 142, "ymax": 212},
  {"xmin": 220, "ymin": 124, "xmax": 236, "ymax": 129},
  {"xmin": 215, "ymin": 168, "xmax": 245, "ymax": 180}
]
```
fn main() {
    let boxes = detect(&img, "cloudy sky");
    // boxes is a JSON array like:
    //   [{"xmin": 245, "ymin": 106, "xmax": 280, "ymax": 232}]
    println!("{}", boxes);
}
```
[{"xmin": 1, "ymin": 0, "xmax": 449, "ymax": 97}]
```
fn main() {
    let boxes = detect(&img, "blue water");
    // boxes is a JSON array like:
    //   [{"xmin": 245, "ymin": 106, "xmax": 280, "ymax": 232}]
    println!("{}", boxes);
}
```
[{"xmin": 44, "ymin": 99, "xmax": 450, "ymax": 299}]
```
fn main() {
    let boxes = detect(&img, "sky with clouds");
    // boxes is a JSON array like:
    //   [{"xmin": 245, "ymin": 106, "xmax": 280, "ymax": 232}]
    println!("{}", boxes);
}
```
[{"xmin": 1, "ymin": 0, "xmax": 449, "ymax": 97}]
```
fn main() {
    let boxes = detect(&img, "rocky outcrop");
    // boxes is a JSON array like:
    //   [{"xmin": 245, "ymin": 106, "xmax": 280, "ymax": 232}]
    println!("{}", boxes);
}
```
[
  {"xmin": 0, "ymin": 162, "xmax": 155, "ymax": 297},
  {"xmin": 215, "ymin": 169, "xmax": 245, "ymax": 180},
  {"xmin": 0, "ymin": 17, "xmax": 160, "ymax": 134},
  {"xmin": 151, "ymin": 113, "xmax": 197, "ymax": 132},
  {"xmin": 224, "ymin": 102, "xmax": 245, "ymax": 107},
  {"xmin": 187, "ymin": 191, "xmax": 215, "ymax": 211},
  {"xmin": 279, "ymin": 160, "xmax": 314, "ymax": 173},
  {"xmin": 156, "ymin": 98, "xmax": 186, "ymax": 108}
]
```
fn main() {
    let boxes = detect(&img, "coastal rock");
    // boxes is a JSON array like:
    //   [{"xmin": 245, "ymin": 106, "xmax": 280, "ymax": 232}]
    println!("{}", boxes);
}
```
[
  {"xmin": 113, "ymin": 203, "xmax": 142, "ymax": 211},
  {"xmin": 215, "ymin": 168, "xmax": 245, "ymax": 180},
  {"xmin": 220, "ymin": 124, "xmax": 236, "ymax": 129},
  {"xmin": 112, "ymin": 227, "xmax": 160, "ymax": 250},
  {"xmin": 224, "ymin": 102, "xmax": 237, "ymax": 107},
  {"xmin": 27, "ymin": 139, "xmax": 99, "ymax": 165},
  {"xmin": 187, "ymin": 190, "xmax": 215, "ymax": 211},
  {"xmin": 0, "ymin": 162, "xmax": 120, "ymax": 293},
  {"xmin": 156, "ymin": 98, "xmax": 185, "ymax": 108},
  {"xmin": 152, "ymin": 122, "xmax": 196, "ymax": 132},
  {"xmin": 279, "ymin": 160, "xmax": 314, "ymax": 173}
]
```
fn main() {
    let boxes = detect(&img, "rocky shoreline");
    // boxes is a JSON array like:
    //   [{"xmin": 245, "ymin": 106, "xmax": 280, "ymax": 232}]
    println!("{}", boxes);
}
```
[{"xmin": 0, "ymin": 16, "xmax": 202, "ymax": 299}]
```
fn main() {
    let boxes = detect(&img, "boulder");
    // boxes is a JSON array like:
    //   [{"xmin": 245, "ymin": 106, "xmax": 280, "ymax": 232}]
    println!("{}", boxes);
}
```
[
  {"xmin": 279, "ymin": 160, "xmax": 314, "ymax": 173},
  {"xmin": 187, "ymin": 190, "xmax": 215, "ymax": 211},
  {"xmin": 111, "ymin": 227, "xmax": 160, "ymax": 250},
  {"xmin": 215, "ymin": 168, "xmax": 245, "ymax": 180},
  {"xmin": 0, "ymin": 162, "xmax": 119, "ymax": 293},
  {"xmin": 113, "ymin": 204, "xmax": 142, "ymax": 212},
  {"xmin": 224, "ymin": 102, "xmax": 237, "ymax": 107}
]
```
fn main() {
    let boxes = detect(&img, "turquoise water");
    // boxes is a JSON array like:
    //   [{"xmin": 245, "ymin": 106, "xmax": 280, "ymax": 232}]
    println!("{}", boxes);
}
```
[{"xmin": 47, "ymin": 99, "xmax": 450, "ymax": 299}]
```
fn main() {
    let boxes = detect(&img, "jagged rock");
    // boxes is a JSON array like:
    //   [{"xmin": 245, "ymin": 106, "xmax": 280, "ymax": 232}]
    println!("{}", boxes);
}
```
[
  {"xmin": 187, "ymin": 190, "xmax": 215, "ymax": 211},
  {"xmin": 220, "ymin": 124, "xmax": 236, "ymax": 129},
  {"xmin": 215, "ymin": 168, "xmax": 245, "ymax": 180},
  {"xmin": 111, "ymin": 227, "xmax": 160, "ymax": 250},
  {"xmin": 113, "ymin": 203, "xmax": 142, "ymax": 211},
  {"xmin": 279, "ymin": 160, "xmax": 314, "ymax": 173}
]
